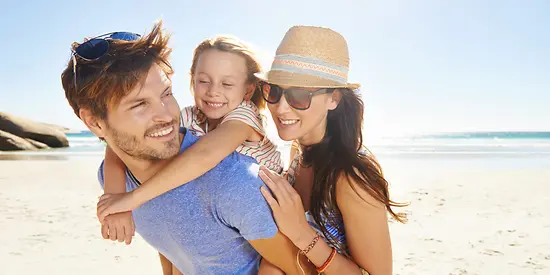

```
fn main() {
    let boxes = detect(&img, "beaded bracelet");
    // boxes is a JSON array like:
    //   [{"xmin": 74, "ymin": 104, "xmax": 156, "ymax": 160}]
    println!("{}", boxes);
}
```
[{"xmin": 316, "ymin": 247, "xmax": 337, "ymax": 273}]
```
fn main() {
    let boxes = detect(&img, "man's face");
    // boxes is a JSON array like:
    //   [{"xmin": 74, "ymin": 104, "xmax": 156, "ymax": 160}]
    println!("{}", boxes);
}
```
[{"xmin": 102, "ymin": 64, "xmax": 181, "ymax": 160}]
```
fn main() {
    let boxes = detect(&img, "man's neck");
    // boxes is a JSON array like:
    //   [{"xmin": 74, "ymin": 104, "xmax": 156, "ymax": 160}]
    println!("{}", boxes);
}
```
[{"xmin": 117, "ymin": 132, "xmax": 184, "ymax": 184}]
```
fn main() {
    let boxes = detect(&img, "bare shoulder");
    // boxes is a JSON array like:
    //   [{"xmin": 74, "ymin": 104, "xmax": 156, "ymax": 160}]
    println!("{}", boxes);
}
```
[{"xmin": 335, "ymin": 167, "xmax": 385, "ymax": 210}]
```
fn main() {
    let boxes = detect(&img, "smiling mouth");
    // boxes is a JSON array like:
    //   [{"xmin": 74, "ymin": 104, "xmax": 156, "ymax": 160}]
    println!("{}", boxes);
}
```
[
  {"xmin": 205, "ymin": 101, "xmax": 226, "ymax": 108},
  {"xmin": 146, "ymin": 125, "xmax": 174, "ymax": 138},
  {"xmin": 278, "ymin": 118, "xmax": 300, "ymax": 125}
]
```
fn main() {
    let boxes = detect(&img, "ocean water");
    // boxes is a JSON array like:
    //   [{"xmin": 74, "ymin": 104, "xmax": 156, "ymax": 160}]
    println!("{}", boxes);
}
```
[
  {"xmin": 371, "ymin": 132, "xmax": 550, "ymax": 155},
  {"xmin": 368, "ymin": 132, "xmax": 550, "ymax": 170},
  {"xmin": 2, "ymin": 131, "xmax": 549, "ymax": 168}
]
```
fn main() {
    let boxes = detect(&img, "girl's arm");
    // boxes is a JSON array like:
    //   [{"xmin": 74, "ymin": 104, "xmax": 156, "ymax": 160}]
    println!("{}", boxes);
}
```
[
  {"xmin": 100, "ymin": 145, "xmax": 135, "ymax": 245},
  {"xmin": 159, "ymin": 253, "xmax": 184, "ymax": 275},
  {"xmin": 103, "ymin": 145, "xmax": 127, "ymax": 194},
  {"xmin": 130, "ymin": 120, "xmax": 259, "ymax": 206},
  {"xmin": 97, "ymin": 103, "xmax": 264, "ymax": 222}
]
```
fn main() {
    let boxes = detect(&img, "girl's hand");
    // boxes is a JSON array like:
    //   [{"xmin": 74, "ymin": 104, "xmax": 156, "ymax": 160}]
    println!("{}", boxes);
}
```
[
  {"xmin": 101, "ymin": 212, "xmax": 135, "ymax": 245},
  {"xmin": 97, "ymin": 192, "xmax": 140, "ymax": 223},
  {"xmin": 259, "ymin": 166, "xmax": 315, "ymax": 246}
]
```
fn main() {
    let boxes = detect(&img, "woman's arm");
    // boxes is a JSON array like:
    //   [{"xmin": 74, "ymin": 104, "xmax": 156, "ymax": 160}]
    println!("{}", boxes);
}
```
[
  {"xmin": 337, "ymin": 173, "xmax": 392, "ymax": 274},
  {"xmin": 258, "ymin": 258, "xmax": 285, "ymax": 275},
  {"xmin": 294, "ymin": 174, "xmax": 392, "ymax": 274},
  {"xmin": 258, "ymin": 167, "xmax": 366, "ymax": 274}
]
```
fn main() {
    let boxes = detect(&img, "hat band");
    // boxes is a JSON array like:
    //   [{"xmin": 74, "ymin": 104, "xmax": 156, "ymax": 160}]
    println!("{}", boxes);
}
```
[{"xmin": 270, "ymin": 54, "xmax": 348, "ymax": 84}]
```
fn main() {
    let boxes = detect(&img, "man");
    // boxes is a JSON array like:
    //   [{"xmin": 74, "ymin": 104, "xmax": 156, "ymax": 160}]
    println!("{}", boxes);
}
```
[{"xmin": 61, "ymin": 22, "xmax": 313, "ymax": 275}]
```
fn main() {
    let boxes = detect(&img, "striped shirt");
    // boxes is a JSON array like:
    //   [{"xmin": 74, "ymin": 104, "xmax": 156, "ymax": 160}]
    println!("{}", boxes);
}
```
[{"xmin": 181, "ymin": 100, "xmax": 284, "ymax": 173}]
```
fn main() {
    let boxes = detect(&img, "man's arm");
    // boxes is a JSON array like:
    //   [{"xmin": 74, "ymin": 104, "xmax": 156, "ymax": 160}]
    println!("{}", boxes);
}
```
[
  {"xmin": 249, "ymin": 232, "xmax": 315, "ymax": 275},
  {"xmin": 215, "ymin": 164, "xmax": 314, "ymax": 274}
]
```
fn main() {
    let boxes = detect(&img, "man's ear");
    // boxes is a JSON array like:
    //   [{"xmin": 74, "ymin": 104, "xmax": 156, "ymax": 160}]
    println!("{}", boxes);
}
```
[
  {"xmin": 79, "ymin": 108, "xmax": 107, "ymax": 138},
  {"xmin": 327, "ymin": 89, "xmax": 343, "ymax": 111},
  {"xmin": 244, "ymin": 83, "xmax": 256, "ymax": 101}
]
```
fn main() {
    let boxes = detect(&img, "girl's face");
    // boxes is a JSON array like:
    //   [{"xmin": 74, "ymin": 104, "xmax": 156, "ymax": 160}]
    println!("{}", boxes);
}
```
[
  {"xmin": 192, "ymin": 49, "xmax": 254, "ymax": 120},
  {"xmin": 267, "ymin": 85, "xmax": 340, "ymax": 145}
]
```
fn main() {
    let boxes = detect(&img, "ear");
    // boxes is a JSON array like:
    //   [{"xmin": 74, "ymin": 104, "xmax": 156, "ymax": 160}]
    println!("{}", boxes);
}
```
[
  {"xmin": 79, "ymin": 108, "xmax": 107, "ymax": 139},
  {"xmin": 327, "ymin": 89, "xmax": 343, "ymax": 110},
  {"xmin": 244, "ymin": 83, "xmax": 256, "ymax": 101}
]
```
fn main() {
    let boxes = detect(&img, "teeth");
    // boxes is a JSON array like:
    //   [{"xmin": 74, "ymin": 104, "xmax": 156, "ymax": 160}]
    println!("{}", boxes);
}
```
[
  {"xmin": 279, "ymin": 119, "xmax": 299, "ymax": 125},
  {"xmin": 206, "ymin": 102, "xmax": 224, "ymax": 108},
  {"xmin": 148, "ymin": 127, "xmax": 173, "ymax": 137}
]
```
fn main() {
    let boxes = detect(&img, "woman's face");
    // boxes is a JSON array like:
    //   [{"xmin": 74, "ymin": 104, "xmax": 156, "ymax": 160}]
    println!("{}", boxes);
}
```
[{"xmin": 267, "ymin": 85, "xmax": 340, "ymax": 145}]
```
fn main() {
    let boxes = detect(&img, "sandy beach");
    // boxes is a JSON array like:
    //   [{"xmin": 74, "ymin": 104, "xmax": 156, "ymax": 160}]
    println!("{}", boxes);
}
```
[
  {"xmin": 1, "ymin": 155, "xmax": 549, "ymax": 274},
  {"xmin": 1, "ymin": 158, "xmax": 160, "ymax": 274},
  {"xmin": 381, "ymin": 156, "xmax": 550, "ymax": 274}
]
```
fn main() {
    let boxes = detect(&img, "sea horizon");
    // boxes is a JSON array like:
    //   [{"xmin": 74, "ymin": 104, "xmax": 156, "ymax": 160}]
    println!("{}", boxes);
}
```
[{"xmin": 2, "ymin": 130, "xmax": 549, "ymax": 165}]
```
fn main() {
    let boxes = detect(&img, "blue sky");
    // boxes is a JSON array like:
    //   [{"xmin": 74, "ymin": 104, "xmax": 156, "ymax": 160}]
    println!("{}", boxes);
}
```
[{"xmin": 1, "ymin": 0, "xmax": 548, "ymax": 135}]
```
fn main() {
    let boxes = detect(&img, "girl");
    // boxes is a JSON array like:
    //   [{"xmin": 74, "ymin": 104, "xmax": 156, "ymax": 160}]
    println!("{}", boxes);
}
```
[
  {"xmin": 257, "ymin": 26, "xmax": 407, "ymax": 274},
  {"xmin": 96, "ymin": 35, "xmax": 283, "ymax": 224}
]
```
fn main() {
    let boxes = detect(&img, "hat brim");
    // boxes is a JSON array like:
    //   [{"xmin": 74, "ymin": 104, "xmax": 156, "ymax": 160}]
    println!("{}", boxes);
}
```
[{"xmin": 254, "ymin": 71, "xmax": 360, "ymax": 90}]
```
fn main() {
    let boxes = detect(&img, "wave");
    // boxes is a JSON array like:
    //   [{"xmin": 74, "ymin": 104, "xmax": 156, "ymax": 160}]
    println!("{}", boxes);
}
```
[
  {"xmin": 373, "ymin": 150, "xmax": 550, "ymax": 155},
  {"xmin": 418, "ymin": 131, "xmax": 550, "ymax": 139},
  {"xmin": 0, "ymin": 151, "xmax": 104, "ymax": 156},
  {"xmin": 59, "ymin": 131, "xmax": 550, "ymax": 156},
  {"xmin": 67, "ymin": 136, "xmax": 104, "ymax": 149}
]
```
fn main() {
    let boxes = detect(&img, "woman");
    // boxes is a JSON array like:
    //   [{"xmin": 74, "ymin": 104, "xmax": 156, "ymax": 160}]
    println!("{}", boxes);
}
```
[{"xmin": 257, "ymin": 26, "xmax": 407, "ymax": 274}]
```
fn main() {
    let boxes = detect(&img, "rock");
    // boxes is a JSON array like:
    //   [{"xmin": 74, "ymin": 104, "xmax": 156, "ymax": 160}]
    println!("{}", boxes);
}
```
[
  {"xmin": 25, "ymin": 138, "xmax": 50, "ymax": 149},
  {"xmin": 41, "ymin": 123, "xmax": 71, "ymax": 133},
  {"xmin": 0, "ymin": 112, "xmax": 69, "ymax": 148},
  {"xmin": 0, "ymin": 130, "xmax": 39, "ymax": 151}
]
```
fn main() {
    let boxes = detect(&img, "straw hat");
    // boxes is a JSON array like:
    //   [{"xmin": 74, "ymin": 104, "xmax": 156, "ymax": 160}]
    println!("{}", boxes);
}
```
[{"xmin": 256, "ymin": 25, "xmax": 360, "ymax": 89}]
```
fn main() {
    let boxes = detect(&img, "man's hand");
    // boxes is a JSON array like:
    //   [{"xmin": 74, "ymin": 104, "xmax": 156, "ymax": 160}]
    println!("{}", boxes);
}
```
[{"xmin": 101, "ymin": 212, "xmax": 135, "ymax": 245}]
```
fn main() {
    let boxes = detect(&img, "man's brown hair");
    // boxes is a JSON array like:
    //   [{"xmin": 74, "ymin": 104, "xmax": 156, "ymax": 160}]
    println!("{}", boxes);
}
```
[{"xmin": 61, "ymin": 21, "xmax": 173, "ymax": 119}]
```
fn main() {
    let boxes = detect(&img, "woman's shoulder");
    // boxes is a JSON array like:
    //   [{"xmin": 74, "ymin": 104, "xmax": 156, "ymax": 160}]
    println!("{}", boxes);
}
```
[{"xmin": 335, "ymin": 163, "xmax": 384, "ymax": 208}]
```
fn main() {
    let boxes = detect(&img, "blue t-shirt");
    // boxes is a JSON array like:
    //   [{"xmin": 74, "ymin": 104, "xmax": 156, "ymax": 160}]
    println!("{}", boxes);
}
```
[{"xmin": 97, "ymin": 130, "xmax": 278, "ymax": 275}]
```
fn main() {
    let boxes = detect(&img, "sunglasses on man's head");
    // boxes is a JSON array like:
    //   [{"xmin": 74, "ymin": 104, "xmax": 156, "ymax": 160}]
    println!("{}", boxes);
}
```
[
  {"xmin": 260, "ymin": 83, "xmax": 334, "ymax": 110},
  {"xmin": 72, "ymin": 32, "xmax": 142, "ymax": 91},
  {"xmin": 73, "ymin": 32, "xmax": 142, "ymax": 60}
]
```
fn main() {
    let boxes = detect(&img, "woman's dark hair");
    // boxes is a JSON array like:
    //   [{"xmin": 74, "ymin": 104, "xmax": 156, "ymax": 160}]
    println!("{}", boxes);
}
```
[{"xmin": 300, "ymin": 88, "xmax": 407, "ymax": 256}]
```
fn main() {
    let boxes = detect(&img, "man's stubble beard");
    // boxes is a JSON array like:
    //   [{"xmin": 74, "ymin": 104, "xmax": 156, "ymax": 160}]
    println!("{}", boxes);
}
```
[{"xmin": 107, "ymin": 121, "xmax": 180, "ymax": 161}]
